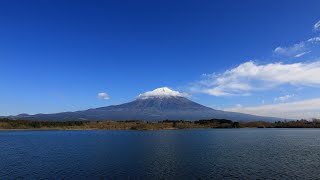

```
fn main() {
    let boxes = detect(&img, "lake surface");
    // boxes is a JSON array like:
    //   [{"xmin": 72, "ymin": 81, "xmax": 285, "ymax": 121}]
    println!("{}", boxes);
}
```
[{"xmin": 1, "ymin": 129, "xmax": 320, "ymax": 179}]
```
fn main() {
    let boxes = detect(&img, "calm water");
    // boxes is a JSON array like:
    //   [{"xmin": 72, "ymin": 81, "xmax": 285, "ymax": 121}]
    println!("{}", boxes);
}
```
[{"xmin": 1, "ymin": 129, "xmax": 320, "ymax": 179}]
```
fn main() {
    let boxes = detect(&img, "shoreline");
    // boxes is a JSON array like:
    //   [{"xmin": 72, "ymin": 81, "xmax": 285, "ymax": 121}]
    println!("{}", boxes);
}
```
[
  {"xmin": 2, "ymin": 118, "xmax": 320, "ymax": 130},
  {"xmin": 2, "ymin": 127, "xmax": 320, "ymax": 131}
]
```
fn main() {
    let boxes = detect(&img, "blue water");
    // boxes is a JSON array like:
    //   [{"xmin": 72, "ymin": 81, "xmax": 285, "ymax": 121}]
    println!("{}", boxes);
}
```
[{"xmin": 1, "ymin": 129, "xmax": 320, "ymax": 179}]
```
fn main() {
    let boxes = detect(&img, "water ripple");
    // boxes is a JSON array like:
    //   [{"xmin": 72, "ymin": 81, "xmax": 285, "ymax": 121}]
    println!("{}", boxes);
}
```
[{"xmin": 1, "ymin": 129, "xmax": 320, "ymax": 179}]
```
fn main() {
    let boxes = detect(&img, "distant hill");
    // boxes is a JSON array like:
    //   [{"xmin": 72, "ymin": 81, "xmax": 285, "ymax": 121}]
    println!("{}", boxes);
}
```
[{"xmin": 8, "ymin": 87, "xmax": 284, "ymax": 122}]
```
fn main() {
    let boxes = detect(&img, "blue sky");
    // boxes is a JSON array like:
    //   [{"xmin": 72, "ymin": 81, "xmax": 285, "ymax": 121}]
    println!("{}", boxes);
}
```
[{"xmin": 1, "ymin": 0, "xmax": 320, "ymax": 119}]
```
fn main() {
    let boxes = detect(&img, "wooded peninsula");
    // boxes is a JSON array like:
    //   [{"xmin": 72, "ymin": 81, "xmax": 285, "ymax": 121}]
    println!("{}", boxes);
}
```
[{"xmin": 1, "ymin": 118, "xmax": 320, "ymax": 130}]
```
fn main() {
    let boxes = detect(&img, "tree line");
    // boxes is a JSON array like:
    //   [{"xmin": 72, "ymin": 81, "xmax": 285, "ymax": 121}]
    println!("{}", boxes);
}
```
[{"xmin": 1, "ymin": 118, "xmax": 320, "ymax": 130}]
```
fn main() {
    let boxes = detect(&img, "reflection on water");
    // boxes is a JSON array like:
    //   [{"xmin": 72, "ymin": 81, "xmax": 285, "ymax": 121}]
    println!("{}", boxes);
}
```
[{"xmin": 1, "ymin": 129, "xmax": 320, "ymax": 179}]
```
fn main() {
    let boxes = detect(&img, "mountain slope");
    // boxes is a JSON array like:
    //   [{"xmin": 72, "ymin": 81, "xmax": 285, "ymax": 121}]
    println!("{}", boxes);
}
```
[{"xmin": 9, "ymin": 95, "xmax": 283, "ymax": 122}]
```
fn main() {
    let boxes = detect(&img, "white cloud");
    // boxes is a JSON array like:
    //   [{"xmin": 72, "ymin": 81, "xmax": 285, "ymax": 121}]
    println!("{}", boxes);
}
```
[
  {"xmin": 138, "ymin": 87, "xmax": 188, "ymax": 99},
  {"xmin": 274, "ymin": 94, "xmax": 294, "ymax": 102},
  {"xmin": 314, "ymin": 20, "xmax": 320, "ymax": 31},
  {"xmin": 274, "ymin": 42, "xmax": 308, "ymax": 57},
  {"xmin": 225, "ymin": 98, "xmax": 320, "ymax": 119},
  {"xmin": 195, "ymin": 60, "xmax": 320, "ymax": 96},
  {"xmin": 273, "ymin": 20, "xmax": 320, "ymax": 58},
  {"xmin": 97, "ymin": 92, "xmax": 110, "ymax": 100},
  {"xmin": 308, "ymin": 37, "xmax": 320, "ymax": 43},
  {"xmin": 204, "ymin": 87, "xmax": 234, "ymax": 96},
  {"xmin": 294, "ymin": 51, "xmax": 311, "ymax": 58}
]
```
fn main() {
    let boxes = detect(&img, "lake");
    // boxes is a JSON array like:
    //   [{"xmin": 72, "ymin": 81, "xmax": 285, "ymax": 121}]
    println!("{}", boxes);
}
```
[{"xmin": 1, "ymin": 129, "xmax": 320, "ymax": 179}]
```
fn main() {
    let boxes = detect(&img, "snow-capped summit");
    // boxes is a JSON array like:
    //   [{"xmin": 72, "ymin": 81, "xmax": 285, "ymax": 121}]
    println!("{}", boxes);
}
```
[{"xmin": 138, "ymin": 87, "xmax": 186, "ymax": 99}]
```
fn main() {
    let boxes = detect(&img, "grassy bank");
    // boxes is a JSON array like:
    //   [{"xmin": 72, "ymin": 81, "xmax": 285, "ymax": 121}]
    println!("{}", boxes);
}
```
[{"xmin": 1, "ymin": 118, "xmax": 320, "ymax": 130}]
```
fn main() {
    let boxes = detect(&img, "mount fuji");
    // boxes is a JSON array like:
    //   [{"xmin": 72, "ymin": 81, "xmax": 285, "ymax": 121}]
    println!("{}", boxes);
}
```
[{"xmin": 8, "ymin": 87, "xmax": 284, "ymax": 122}]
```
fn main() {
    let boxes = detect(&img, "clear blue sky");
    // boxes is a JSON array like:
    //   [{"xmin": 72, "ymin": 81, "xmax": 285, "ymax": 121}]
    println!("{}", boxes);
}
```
[{"xmin": 1, "ymin": 0, "xmax": 320, "ymax": 118}]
